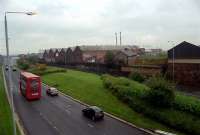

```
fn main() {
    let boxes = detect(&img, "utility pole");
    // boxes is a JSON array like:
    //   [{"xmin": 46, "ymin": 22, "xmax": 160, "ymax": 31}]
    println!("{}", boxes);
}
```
[
  {"xmin": 4, "ymin": 11, "xmax": 36, "ymax": 135},
  {"xmin": 115, "ymin": 32, "xmax": 118, "ymax": 46},
  {"xmin": 5, "ymin": 13, "xmax": 16, "ymax": 135},
  {"xmin": 168, "ymin": 41, "xmax": 175, "ymax": 82},
  {"xmin": 120, "ymin": 32, "xmax": 122, "ymax": 46}
]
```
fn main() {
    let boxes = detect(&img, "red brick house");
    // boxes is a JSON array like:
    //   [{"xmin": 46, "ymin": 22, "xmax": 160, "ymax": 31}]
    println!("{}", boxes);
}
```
[
  {"xmin": 43, "ymin": 50, "xmax": 51, "ymax": 63},
  {"xmin": 54, "ymin": 49, "xmax": 61, "ymax": 63},
  {"xmin": 42, "ymin": 45, "xmax": 142, "ymax": 65},
  {"xmin": 79, "ymin": 45, "xmax": 139, "ymax": 64},
  {"xmin": 73, "ymin": 46, "xmax": 83, "ymax": 64},
  {"xmin": 168, "ymin": 41, "xmax": 200, "ymax": 86},
  {"xmin": 56, "ymin": 48, "xmax": 66, "ymax": 64},
  {"xmin": 48, "ymin": 49, "xmax": 56, "ymax": 63},
  {"xmin": 65, "ymin": 48, "xmax": 73, "ymax": 64},
  {"xmin": 114, "ymin": 48, "xmax": 138, "ymax": 66}
]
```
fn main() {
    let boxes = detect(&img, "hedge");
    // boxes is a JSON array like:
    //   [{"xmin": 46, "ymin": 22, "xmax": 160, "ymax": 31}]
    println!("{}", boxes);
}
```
[
  {"xmin": 101, "ymin": 74, "xmax": 200, "ymax": 135},
  {"xmin": 29, "ymin": 68, "xmax": 66, "ymax": 75},
  {"xmin": 173, "ymin": 92, "xmax": 200, "ymax": 117}
]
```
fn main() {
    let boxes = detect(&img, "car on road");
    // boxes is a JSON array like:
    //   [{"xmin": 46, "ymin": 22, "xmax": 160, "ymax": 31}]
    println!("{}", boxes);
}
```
[
  {"xmin": 12, "ymin": 67, "xmax": 17, "ymax": 71},
  {"xmin": 82, "ymin": 106, "xmax": 104, "ymax": 121},
  {"xmin": 46, "ymin": 87, "xmax": 59, "ymax": 96},
  {"xmin": 5, "ymin": 65, "xmax": 9, "ymax": 71}
]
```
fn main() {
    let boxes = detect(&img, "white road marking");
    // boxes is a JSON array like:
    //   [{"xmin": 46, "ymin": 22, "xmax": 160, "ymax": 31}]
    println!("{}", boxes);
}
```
[
  {"xmin": 65, "ymin": 109, "xmax": 71, "ymax": 114},
  {"xmin": 38, "ymin": 111, "xmax": 63, "ymax": 135},
  {"xmin": 66, "ymin": 104, "xmax": 71, "ymax": 108},
  {"xmin": 50, "ymin": 101, "xmax": 71, "ymax": 115},
  {"xmin": 87, "ymin": 123, "xmax": 94, "ymax": 128}
]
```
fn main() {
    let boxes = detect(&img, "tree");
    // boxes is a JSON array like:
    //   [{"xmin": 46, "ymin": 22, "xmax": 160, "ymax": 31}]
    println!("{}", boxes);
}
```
[
  {"xmin": 146, "ymin": 76, "xmax": 175, "ymax": 107},
  {"xmin": 104, "ymin": 51, "xmax": 115, "ymax": 67}
]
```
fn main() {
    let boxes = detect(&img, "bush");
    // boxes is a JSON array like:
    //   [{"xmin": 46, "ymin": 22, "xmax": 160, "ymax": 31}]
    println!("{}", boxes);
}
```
[
  {"xmin": 102, "ymin": 74, "xmax": 200, "ymax": 135},
  {"xmin": 129, "ymin": 71, "xmax": 145, "ymax": 83},
  {"xmin": 128, "ymin": 98, "xmax": 200, "ymax": 135},
  {"xmin": 146, "ymin": 76, "xmax": 175, "ymax": 107},
  {"xmin": 32, "ymin": 69, "xmax": 66, "ymax": 75},
  {"xmin": 36, "ymin": 64, "xmax": 47, "ymax": 71},
  {"xmin": 174, "ymin": 92, "xmax": 200, "ymax": 116}
]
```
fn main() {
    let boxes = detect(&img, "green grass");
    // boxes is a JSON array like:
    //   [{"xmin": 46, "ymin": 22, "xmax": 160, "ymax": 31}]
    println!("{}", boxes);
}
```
[
  {"xmin": 41, "ymin": 66, "xmax": 184, "ymax": 134},
  {"xmin": 0, "ymin": 67, "xmax": 13, "ymax": 135}
]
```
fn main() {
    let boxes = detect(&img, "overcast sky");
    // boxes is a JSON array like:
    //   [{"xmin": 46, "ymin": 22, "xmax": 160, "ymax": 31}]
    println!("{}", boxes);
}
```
[{"xmin": 1, "ymin": 0, "xmax": 200, "ymax": 54}]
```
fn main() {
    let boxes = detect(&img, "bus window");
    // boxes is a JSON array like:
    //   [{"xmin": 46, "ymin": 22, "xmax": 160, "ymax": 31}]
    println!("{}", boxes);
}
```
[
  {"xmin": 30, "ymin": 79, "xmax": 39, "ymax": 95},
  {"xmin": 21, "ymin": 76, "xmax": 27, "ymax": 96}
]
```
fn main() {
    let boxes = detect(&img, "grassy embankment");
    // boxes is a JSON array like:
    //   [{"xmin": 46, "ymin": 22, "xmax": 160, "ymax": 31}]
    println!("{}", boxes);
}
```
[
  {"xmin": 0, "ymin": 67, "xmax": 21, "ymax": 135},
  {"xmin": 39, "ymin": 66, "xmax": 185, "ymax": 135}
]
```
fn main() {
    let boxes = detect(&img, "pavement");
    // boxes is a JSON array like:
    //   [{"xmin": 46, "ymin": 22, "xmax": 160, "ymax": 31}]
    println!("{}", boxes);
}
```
[{"xmin": 4, "ymin": 68, "xmax": 150, "ymax": 135}]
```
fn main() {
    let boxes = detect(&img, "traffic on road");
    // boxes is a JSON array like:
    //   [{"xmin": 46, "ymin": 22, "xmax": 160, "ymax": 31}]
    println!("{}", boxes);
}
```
[{"xmin": 4, "ymin": 68, "xmax": 150, "ymax": 135}]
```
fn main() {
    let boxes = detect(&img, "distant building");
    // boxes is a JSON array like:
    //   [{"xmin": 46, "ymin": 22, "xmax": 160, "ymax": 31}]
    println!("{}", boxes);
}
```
[
  {"xmin": 168, "ymin": 41, "xmax": 200, "ymax": 86},
  {"xmin": 114, "ymin": 48, "xmax": 138, "ymax": 66},
  {"xmin": 145, "ymin": 48, "xmax": 162, "ymax": 55},
  {"xmin": 41, "ymin": 45, "xmax": 144, "ymax": 65}
]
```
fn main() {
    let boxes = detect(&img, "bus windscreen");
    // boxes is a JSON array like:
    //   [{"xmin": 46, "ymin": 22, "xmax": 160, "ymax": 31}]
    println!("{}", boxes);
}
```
[{"xmin": 30, "ymin": 79, "xmax": 39, "ymax": 96}]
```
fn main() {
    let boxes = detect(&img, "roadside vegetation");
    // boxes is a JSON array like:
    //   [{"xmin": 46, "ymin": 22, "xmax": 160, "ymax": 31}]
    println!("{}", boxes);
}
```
[
  {"xmin": 34, "ymin": 66, "xmax": 185, "ymax": 135},
  {"xmin": 0, "ymin": 66, "xmax": 14, "ymax": 135},
  {"xmin": 135, "ymin": 53, "xmax": 167, "ymax": 65},
  {"xmin": 102, "ymin": 74, "xmax": 200, "ymax": 135},
  {"xmin": 18, "ymin": 61, "xmax": 200, "ymax": 134},
  {"xmin": 27, "ymin": 64, "xmax": 66, "ymax": 75}
]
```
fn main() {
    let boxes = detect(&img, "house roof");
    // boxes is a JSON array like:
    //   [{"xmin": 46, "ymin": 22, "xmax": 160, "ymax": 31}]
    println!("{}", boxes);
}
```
[
  {"xmin": 42, "ymin": 45, "xmax": 139, "ymax": 55},
  {"xmin": 168, "ymin": 41, "xmax": 200, "ymax": 59},
  {"xmin": 120, "ymin": 49, "xmax": 137, "ymax": 57},
  {"xmin": 79, "ymin": 45, "xmax": 139, "ymax": 51}
]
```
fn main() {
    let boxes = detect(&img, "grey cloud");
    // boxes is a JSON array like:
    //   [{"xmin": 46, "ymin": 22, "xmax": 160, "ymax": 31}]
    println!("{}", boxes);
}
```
[{"xmin": 1, "ymin": 0, "xmax": 200, "ymax": 54}]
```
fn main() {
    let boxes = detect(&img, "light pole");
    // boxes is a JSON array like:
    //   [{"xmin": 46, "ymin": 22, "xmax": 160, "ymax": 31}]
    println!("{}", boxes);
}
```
[
  {"xmin": 4, "ymin": 11, "xmax": 36, "ymax": 135},
  {"xmin": 168, "ymin": 41, "xmax": 175, "ymax": 82}
]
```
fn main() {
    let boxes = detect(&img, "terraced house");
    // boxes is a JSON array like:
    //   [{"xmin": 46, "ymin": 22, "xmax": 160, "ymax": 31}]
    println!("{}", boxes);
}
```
[
  {"xmin": 168, "ymin": 41, "xmax": 200, "ymax": 86},
  {"xmin": 42, "ymin": 45, "xmax": 143, "ymax": 65}
]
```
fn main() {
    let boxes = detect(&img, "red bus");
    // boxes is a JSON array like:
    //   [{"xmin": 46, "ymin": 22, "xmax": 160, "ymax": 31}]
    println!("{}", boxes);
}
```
[{"xmin": 19, "ymin": 71, "xmax": 42, "ymax": 100}]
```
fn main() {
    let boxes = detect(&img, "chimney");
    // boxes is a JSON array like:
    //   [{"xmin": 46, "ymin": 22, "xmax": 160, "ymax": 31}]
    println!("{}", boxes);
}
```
[
  {"xmin": 120, "ymin": 32, "xmax": 122, "ymax": 46},
  {"xmin": 115, "ymin": 32, "xmax": 118, "ymax": 46}
]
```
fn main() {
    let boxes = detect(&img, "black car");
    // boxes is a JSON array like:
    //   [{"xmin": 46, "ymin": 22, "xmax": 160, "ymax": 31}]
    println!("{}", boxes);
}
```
[
  {"xmin": 5, "ymin": 65, "xmax": 9, "ymax": 71},
  {"xmin": 82, "ymin": 106, "xmax": 104, "ymax": 121},
  {"xmin": 46, "ymin": 87, "xmax": 59, "ymax": 96},
  {"xmin": 12, "ymin": 67, "xmax": 17, "ymax": 71}
]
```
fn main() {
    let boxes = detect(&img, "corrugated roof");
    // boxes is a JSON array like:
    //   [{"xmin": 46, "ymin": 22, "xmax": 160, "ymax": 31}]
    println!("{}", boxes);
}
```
[
  {"xmin": 79, "ymin": 45, "xmax": 138, "ymax": 51},
  {"xmin": 168, "ymin": 41, "xmax": 200, "ymax": 59},
  {"xmin": 120, "ymin": 49, "xmax": 137, "ymax": 57}
]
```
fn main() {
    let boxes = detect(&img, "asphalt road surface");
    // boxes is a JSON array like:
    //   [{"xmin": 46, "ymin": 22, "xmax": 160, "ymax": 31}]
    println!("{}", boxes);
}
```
[{"xmin": 4, "ymin": 68, "xmax": 149, "ymax": 135}]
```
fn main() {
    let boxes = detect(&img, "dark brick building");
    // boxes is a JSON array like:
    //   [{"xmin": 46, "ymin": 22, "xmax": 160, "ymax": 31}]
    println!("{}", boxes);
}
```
[{"xmin": 168, "ymin": 41, "xmax": 200, "ymax": 86}]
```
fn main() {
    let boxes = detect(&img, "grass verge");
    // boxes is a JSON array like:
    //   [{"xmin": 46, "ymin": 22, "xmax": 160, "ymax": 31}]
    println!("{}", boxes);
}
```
[
  {"xmin": 41, "ymin": 66, "xmax": 185, "ymax": 135},
  {"xmin": 0, "ymin": 67, "xmax": 13, "ymax": 135}
]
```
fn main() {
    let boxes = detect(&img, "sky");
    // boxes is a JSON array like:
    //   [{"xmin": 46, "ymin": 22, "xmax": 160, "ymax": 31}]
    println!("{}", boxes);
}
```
[{"xmin": 1, "ymin": 0, "xmax": 200, "ymax": 54}]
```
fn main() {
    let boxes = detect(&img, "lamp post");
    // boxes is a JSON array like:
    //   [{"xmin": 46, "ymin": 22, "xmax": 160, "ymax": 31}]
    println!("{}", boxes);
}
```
[
  {"xmin": 168, "ymin": 41, "xmax": 175, "ymax": 82},
  {"xmin": 4, "ymin": 11, "xmax": 36, "ymax": 135}
]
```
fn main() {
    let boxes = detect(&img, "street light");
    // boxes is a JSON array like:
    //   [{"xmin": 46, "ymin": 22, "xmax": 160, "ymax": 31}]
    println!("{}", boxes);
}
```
[
  {"xmin": 168, "ymin": 41, "xmax": 175, "ymax": 82},
  {"xmin": 4, "ymin": 11, "xmax": 36, "ymax": 135}
]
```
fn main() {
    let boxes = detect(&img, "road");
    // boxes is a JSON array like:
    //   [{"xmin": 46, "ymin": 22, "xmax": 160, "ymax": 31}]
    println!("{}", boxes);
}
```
[{"xmin": 4, "ymin": 68, "xmax": 150, "ymax": 135}]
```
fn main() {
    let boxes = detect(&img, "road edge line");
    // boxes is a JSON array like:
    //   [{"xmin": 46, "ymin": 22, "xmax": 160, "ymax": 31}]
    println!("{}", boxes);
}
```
[
  {"xmin": 2, "ymin": 66, "xmax": 26, "ymax": 135},
  {"xmin": 42, "ymin": 82, "xmax": 157, "ymax": 135}
]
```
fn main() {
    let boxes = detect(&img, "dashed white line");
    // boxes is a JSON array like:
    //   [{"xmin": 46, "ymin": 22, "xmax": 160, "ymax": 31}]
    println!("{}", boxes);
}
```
[
  {"xmin": 39, "ymin": 111, "xmax": 63, "ymax": 135},
  {"xmin": 87, "ymin": 123, "xmax": 94, "ymax": 128},
  {"xmin": 65, "ymin": 109, "xmax": 71, "ymax": 114}
]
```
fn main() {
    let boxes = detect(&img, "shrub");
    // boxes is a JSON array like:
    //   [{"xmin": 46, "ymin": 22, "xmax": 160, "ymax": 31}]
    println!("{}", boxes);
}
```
[
  {"xmin": 146, "ymin": 76, "xmax": 175, "ymax": 107},
  {"xmin": 174, "ymin": 92, "xmax": 200, "ymax": 116},
  {"xmin": 129, "ymin": 71, "xmax": 145, "ymax": 83},
  {"xmin": 20, "ymin": 63, "xmax": 30, "ymax": 70},
  {"xmin": 36, "ymin": 64, "xmax": 47, "ymax": 71},
  {"xmin": 32, "ymin": 69, "xmax": 66, "ymax": 75},
  {"xmin": 102, "ymin": 74, "xmax": 200, "ymax": 135}
]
